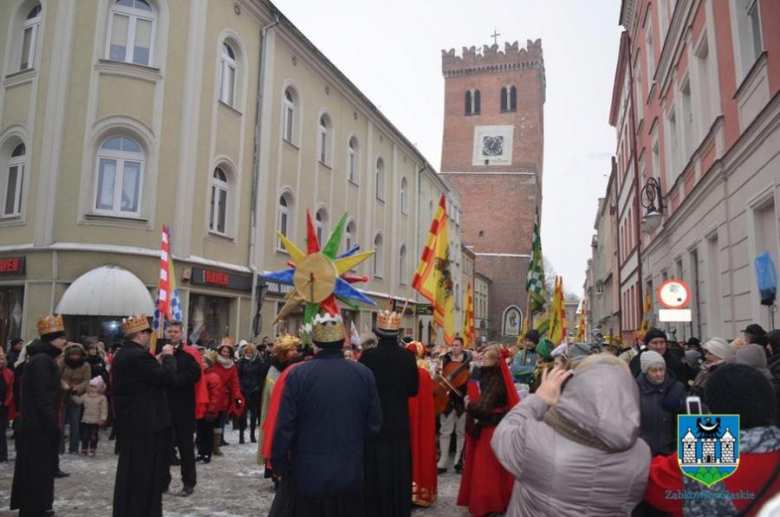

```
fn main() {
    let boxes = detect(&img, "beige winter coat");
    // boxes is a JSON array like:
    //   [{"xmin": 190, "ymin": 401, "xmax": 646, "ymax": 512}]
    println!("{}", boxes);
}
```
[
  {"xmin": 59, "ymin": 342, "xmax": 91, "ymax": 398},
  {"xmin": 491, "ymin": 361, "xmax": 651, "ymax": 517},
  {"xmin": 81, "ymin": 393, "xmax": 108, "ymax": 424}
]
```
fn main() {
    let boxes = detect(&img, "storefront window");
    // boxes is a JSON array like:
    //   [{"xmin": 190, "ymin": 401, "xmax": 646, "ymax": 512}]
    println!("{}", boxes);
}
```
[
  {"xmin": 189, "ymin": 294, "xmax": 231, "ymax": 346},
  {"xmin": 0, "ymin": 286, "xmax": 24, "ymax": 349},
  {"xmin": 73, "ymin": 316, "xmax": 126, "ymax": 345}
]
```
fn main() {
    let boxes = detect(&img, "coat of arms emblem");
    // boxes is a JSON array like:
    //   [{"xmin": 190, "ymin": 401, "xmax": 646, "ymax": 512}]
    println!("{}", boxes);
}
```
[{"xmin": 677, "ymin": 414, "xmax": 740, "ymax": 487}]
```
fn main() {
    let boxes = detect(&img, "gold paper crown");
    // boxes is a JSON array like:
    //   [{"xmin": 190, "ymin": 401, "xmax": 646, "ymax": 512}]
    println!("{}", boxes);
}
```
[
  {"xmin": 37, "ymin": 314, "xmax": 64, "ymax": 336},
  {"xmin": 220, "ymin": 337, "xmax": 236, "ymax": 349},
  {"xmin": 377, "ymin": 298, "xmax": 407, "ymax": 331},
  {"xmin": 122, "ymin": 314, "xmax": 150, "ymax": 335},
  {"xmin": 311, "ymin": 314, "xmax": 345, "ymax": 343},
  {"xmin": 273, "ymin": 334, "xmax": 301, "ymax": 355}
]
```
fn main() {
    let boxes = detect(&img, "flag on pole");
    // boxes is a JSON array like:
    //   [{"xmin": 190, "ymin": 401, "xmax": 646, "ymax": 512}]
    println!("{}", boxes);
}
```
[
  {"xmin": 152, "ymin": 225, "xmax": 182, "ymax": 353},
  {"xmin": 639, "ymin": 293, "xmax": 652, "ymax": 333},
  {"xmin": 575, "ymin": 299, "xmax": 587, "ymax": 341},
  {"xmin": 350, "ymin": 321, "xmax": 361, "ymax": 347},
  {"xmin": 548, "ymin": 277, "xmax": 566, "ymax": 345},
  {"xmin": 526, "ymin": 208, "xmax": 546, "ymax": 313},
  {"xmin": 462, "ymin": 283, "xmax": 475, "ymax": 349},
  {"xmin": 412, "ymin": 195, "xmax": 456, "ymax": 344}
]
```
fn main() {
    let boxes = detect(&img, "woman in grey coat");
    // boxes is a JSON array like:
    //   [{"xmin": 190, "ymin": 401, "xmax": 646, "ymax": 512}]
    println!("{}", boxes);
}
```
[
  {"xmin": 636, "ymin": 350, "xmax": 686, "ymax": 456},
  {"xmin": 491, "ymin": 353, "xmax": 651, "ymax": 517}
]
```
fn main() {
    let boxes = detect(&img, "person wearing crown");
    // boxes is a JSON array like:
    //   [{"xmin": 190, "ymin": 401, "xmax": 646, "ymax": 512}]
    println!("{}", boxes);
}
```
[
  {"xmin": 11, "ymin": 314, "xmax": 68, "ymax": 517},
  {"xmin": 359, "ymin": 305, "xmax": 419, "ymax": 517},
  {"xmin": 111, "ymin": 314, "xmax": 176, "ymax": 517},
  {"xmin": 405, "ymin": 341, "xmax": 437, "ymax": 508},
  {"xmin": 269, "ymin": 313, "xmax": 381, "ymax": 516}
]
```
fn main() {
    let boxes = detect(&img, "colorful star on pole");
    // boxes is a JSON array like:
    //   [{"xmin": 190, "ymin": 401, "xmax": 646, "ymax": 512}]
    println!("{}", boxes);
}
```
[{"xmin": 264, "ymin": 211, "xmax": 376, "ymax": 339}]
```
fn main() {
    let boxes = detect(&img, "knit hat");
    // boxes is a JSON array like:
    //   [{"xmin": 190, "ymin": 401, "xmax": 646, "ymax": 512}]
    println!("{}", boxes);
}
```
[
  {"xmin": 703, "ymin": 337, "xmax": 730, "ymax": 361},
  {"xmin": 640, "ymin": 350, "xmax": 665, "ymax": 373},
  {"xmin": 735, "ymin": 343, "xmax": 772, "ymax": 379},
  {"xmin": 684, "ymin": 350, "xmax": 702, "ymax": 367},
  {"xmin": 704, "ymin": 364, "xmax": 777, "ymax": 429},
  {"xmin": 644, "ymin": 327, "xmax": 666, "ymax": 345},
  {"xmin": 89, "ymin": 376, "xmax": 105, "ymax": 390}
]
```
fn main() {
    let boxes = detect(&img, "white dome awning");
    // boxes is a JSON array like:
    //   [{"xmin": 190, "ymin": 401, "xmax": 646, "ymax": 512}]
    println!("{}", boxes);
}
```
[{"xmin": 56, "ymin": 265, "xmax": 155, "ymax": 316}]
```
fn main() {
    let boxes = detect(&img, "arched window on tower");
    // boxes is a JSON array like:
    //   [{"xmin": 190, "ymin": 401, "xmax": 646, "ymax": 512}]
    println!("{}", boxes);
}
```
[
  {"xmin": 473, "ymin": 90, "xmax": 481, "ymax": 114},
  {"xmin": 501, "ymin": 86, "xmax": 517, "ymax": 112},
  {"xmin": 510, "ymin": 86, "xmax": 517, "ymax": 111},
  {"xmin": 500, "ymin": 87, "xmax": 508, "ymax": 112},
  {"xmin": 464, "ymin": 91, "xmax": 472, "ymax": 115}
]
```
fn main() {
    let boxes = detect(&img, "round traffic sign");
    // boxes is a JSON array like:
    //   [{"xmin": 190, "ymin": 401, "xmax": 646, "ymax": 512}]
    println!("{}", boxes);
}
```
[{"xmin": 657, "ymin": 279, "xmax": 691, "ymax": 309}]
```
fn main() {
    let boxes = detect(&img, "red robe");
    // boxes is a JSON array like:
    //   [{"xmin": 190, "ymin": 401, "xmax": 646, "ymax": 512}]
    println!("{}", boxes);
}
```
[
  {"xmin": 457, "ymin": 358, "xmax": 520, "ymax": 516},
  {"xmin": 409, "ymin": 366, "xmax": 437, "ymax": 507},
  {"xmin": 181, "ymin": 345, "xmax": 209, "ymax": 420},
  {"xmin": 260, "ymin": 362, "xmax": 301, "ymax": 462},
  {"xmin": 1, "ymin": 367, "xmax": 16, "ymax": 420}
]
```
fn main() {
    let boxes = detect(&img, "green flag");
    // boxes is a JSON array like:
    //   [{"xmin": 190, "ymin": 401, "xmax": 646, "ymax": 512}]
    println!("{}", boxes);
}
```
[{"xmin": 526, "ymin": 208, "xmax": 546, "ymax": 313}]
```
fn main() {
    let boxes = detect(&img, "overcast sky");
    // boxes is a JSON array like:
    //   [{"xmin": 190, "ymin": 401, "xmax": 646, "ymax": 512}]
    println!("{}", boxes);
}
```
[{"xmin": 274, "ymin": 0, "xmax": 623, "ymax": 295}]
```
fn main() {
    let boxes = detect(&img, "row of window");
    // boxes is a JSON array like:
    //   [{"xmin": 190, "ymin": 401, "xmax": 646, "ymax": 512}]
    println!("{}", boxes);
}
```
[
  {"xmin": 464, "ymin": 86, "xmax": 518, "ymax": 115},
  {"xmin": 14, "ymin": 1, "xmax": 244, "ymax": 112},
  {"xmin": 276, "ymin": 192, "xmax": 409, "ymax": 282},
  {"xmin": 283, "ymin": 87, "xmax": 410, "ymax": 211}
]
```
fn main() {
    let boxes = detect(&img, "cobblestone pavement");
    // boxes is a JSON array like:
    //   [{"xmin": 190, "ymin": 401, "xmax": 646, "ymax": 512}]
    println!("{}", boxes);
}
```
[{"xmin": 0, "ymin": 428, "xmax": 471, "ymax": 516}]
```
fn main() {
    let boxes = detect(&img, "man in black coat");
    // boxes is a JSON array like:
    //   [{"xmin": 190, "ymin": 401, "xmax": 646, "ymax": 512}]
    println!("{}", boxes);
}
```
[
  {"xmin": 163, "ymin": 321, "xmax": 201, "ymax": 496},
  {"xmin": 112, "ymin": 315, "xmax": 176, "ymax": 517},
  {"xmin": 359, "ymin": 312, "xmax": 419, "ymax": 517},
  {"xmin": 629, "ymin": 327, "xmax": 686, "ymax": 383},
  {"xmin": 271, "ymin": 314, "xmax": 381, "ymax": 517},
  {"xmin": 11, "ymin": 314, "xmax": 68, "ymax": 517}
]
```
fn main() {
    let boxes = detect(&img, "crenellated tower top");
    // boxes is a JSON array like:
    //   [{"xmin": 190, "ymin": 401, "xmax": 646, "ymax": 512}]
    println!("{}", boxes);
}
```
[{"xmin": 441, "ymin": 39, "xmax": 544, "ymax": 78}]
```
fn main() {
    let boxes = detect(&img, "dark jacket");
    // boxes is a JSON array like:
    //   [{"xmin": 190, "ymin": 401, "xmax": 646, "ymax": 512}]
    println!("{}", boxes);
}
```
[
  {"xmin": 237, "ymin": 355, "xmax": 264, "ymax": 396},
  {"xmin": 166, "ymin": 344, "xmax": 202, "ymax": 424},
  {"xmin": 86, "ymin": 354, "xmax": 108, "ymax": 381},
  {"xmin": 359, "ymin": 338, "xmax": 419, "ymax": 442},
  {"xmin": 271, "ymin": 348, "xmax": 382, "ymax": 497},
  {"xmin": 630, "ymin": 348, "xmax": 686, "ymax": 385},
  {"xmin": 112, "ymin": 341, "xmax": 176, "ymax": 436},
  {"xmin": 636, "ymin": 372, "xmax": 686, "ymax": 456},
  {"xmin": 19, "ymin": 340, "xmax": 61, "ymax": 434}
]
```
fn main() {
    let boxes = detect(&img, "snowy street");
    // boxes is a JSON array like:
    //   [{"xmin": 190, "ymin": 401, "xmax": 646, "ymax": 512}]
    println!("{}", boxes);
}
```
[{"xmin": 0, "ymin": 428, "xmax": 469, "ymax": 517}]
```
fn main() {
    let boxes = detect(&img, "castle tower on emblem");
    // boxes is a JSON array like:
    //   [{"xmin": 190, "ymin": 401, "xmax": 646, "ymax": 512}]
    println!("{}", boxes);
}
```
[
  {"xmin": 682, "ymin": 428, "xmax": 697, "ymax": 464},
  {"xmin": 720, "ymin": 428, "xmax": 735, "ymax": 463}
]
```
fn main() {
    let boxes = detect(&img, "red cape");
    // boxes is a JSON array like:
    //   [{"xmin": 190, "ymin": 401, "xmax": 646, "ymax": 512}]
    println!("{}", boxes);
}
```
[
  {"xmin": 409, "ymin": 366, "xmax": 437, "ymax": 507},
  {"xmin": 181, "ymin": 345, "xmax": 209, "ymax": 420},
  {"xmin": 260, "ymin": 362, "xmax": 302, "ymax": 462},
  {"xmin": 1, "ymin": 368, "xmax": 16, "ymax": 420}
]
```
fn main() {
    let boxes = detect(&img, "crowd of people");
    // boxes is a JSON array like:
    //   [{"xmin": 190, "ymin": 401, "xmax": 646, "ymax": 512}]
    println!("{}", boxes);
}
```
[{"xmin": 1, "ymin": 310, "xmax": 780, "ymax": 517}]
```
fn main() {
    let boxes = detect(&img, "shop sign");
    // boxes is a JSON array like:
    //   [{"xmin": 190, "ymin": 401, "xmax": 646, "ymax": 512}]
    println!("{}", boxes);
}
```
[
  {"xmin": 191, "ymin": 267, "xmax": 252, "ymax": 292},
  {"xmin": 259, "ymin": 276, "xmax": 295, "ymax": 296},
  {"xmin": 0, "ymin": 257, "xmax": 25, "ymax": 276},
  {"xmin": 415, "ymin": 304, "xmax": 433, "ymax": 316},
  {"xmin": 392, "ymin": 299, "xmax": 415, "ymax": 316}
]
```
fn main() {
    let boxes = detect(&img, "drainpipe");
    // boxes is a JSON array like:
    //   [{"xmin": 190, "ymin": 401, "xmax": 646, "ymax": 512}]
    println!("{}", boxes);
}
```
[{"xmin": 248, "ymin": 12, "xmax": 280, "ymax": 339}]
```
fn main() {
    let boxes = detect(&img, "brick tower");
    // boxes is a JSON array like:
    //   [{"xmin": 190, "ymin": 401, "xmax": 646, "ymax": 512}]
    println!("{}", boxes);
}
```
[{"xmin": 440, "ymin": 39, "xmax": 545, "ymax": 342}]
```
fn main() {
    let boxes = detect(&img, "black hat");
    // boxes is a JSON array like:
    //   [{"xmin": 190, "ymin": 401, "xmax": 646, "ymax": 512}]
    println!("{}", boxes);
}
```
[
  {"xmin": 704, "ymin": 364, "xmax": 777, "ymax": 429},
  {"xmin": 742, "ymin": 323, "xmax": 767, "ymax": 336},
  {"xmin": 644, "ymin": 327, "xmax": 666, "ymax": 344},
  {"xmin": 524, "ymin": 329, "xmax": 540, "ymax": 345},
  {"xmin": 686, "ymin": 337, "xmax": 701, "ymax": 349}
]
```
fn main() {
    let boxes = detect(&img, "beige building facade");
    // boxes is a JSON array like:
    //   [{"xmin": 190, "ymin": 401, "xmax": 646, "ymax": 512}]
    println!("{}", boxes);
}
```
[{"xmin": 0, "ymin": 0, "xmax": 461, "ymax": 346}]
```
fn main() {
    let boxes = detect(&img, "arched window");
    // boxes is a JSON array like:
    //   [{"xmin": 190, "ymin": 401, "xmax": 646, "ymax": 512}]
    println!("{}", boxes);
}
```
[
  {"xmin": 209, "ymin": 167, "xmax": 229, "ymax": 235},
  {"xmin": 501, "ymin": 86, "xmax": 517, "ymax": 112},
  {"xmin": 345, "ymin": 220, "xmax": 356, "ymax": 253},
  {"xmin": 315, "ymin": 207, "xmax": 328, "ymax": 245},
  {"xmin": 473, "ymin": 90, "xmax": 481, "ymax": 114},
  {"xmin": 283, "ymin": 87, "xmax": 298, "ymax": 144},
  {"xmin": 400, "ymin": 177, "xmax": 408, "ymax": 215},
  {"xmin": 375, "ymin": 158, "xmax": 385, "ymax": 201},
  {"xmin": 94, "ymin": 136, "xmax": 144, "ymax": 217},
  {"xmin": 318, "ymin": 114, "xmax": 332, "ymax": 166},
  {"xmin": 373, "ymin": 233, "xmax": 383, "ymax": 278},
  {"xmin": 465, "ymin": 91, "xmax": 472, "ymax": 115},
  {"xmin": 107, "ymin": 0, "xmax": 156, "ymax": 66},
  {"xmin": 2, "ymin": 143, "xmax": 26, "ymax": 217},
  {"xmin": 399, "ymin": 244, "xmax": 407, "ymax": 285},
  {"xmin": 19, "ymin": 4, "xmax": 42, "ymax": 71},
  {"xmin": 277, "ymin": 192, "xmax": 293, "ymax": 250},
  {"xmin": 219, "ymin": 42, "xmax": 237, "ymax": 107},
  {"xmin": 347, "ymin": 137, "xmax": 359, "ymax": 183}
]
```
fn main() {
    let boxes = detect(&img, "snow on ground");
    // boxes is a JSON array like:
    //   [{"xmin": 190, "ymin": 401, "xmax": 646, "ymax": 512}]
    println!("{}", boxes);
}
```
[{"xmin": 0, "ymin": 428, "xmax": 469, "ymax": 516}]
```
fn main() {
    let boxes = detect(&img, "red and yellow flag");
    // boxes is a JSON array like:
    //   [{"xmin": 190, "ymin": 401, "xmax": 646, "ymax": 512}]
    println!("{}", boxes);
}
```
[
  {"xmin": 575, "ymin": 299, "xmax": 587, "ymax": 341},
  {"xmin": 462, "ymin": 283, "xmax": 475, "ymax": 349},
  {"xmin": 412, "ymin": 195, "xmax": 456, "ymax": 344}
]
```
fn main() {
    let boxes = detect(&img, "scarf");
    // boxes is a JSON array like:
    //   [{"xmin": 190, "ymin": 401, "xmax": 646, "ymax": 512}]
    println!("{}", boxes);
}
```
[
  {"xmin": 180, "ymin": 345, "xmax": 209, "ymax": 420},
  {"xmin": 217, "ymin": 356, "xmax": 234, "ymax": 368}
]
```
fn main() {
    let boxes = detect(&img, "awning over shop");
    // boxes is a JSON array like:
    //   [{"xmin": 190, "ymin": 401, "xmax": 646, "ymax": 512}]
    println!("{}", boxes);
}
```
[{"xmin": 56, "ymin": 265, "xmax": 155, "ymax": 316}]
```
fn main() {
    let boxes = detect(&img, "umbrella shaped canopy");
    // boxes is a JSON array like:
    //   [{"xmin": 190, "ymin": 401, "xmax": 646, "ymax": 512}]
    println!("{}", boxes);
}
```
[{"xmin": 56, "ymin": 265, "xmax": 155, "ymax": 316}]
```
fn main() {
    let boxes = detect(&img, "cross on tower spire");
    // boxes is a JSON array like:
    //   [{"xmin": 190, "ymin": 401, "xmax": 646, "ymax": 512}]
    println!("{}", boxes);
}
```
[{"xmin": 490, "ymin": 28, "xmax": 501, "ymax": 46}]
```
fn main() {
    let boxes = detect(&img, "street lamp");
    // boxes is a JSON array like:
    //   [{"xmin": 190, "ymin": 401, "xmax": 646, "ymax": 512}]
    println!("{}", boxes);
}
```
[{"xmin": 641, "ymin": 177, "xmax": 665, "ymax": 234}]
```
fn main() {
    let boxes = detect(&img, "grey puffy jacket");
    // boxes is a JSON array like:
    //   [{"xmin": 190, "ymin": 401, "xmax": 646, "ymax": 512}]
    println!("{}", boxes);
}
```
[{"xmin": 491, "ymin": 363, "xmax": 651, "ymax": 517}]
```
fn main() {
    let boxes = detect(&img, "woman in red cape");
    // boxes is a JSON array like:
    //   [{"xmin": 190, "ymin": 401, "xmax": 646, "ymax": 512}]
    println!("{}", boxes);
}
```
[
  {"xmin": 457, "ymin": 344, "xmax": 520, "ymax": 516},
  {"xmin": 405, "ymin": 342, "xmax": 437, "ymax": 507}
]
